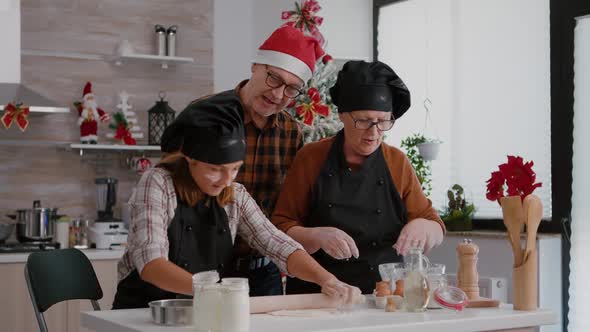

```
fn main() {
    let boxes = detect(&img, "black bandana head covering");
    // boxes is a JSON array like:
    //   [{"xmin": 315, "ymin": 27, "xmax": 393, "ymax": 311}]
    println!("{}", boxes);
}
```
[
  {"xmin": 329, "ymin": 60, "xmax": 411, "ymax": 119},
  {"xmin": 172, "ymin": 91, "xmax": 246, "ymax": 165}
]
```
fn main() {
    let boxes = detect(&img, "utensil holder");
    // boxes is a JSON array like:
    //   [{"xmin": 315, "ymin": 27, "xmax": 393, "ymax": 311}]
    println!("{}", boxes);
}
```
[{"xmin": 512, "ymin": 249, "xmax": 537, "ymax": 310}]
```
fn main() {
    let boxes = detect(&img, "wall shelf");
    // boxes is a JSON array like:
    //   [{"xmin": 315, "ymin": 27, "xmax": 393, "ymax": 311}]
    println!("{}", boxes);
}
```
[
  {"xmin": 68, "ymin": 143, "xmax": 160, "ymax": 156},
  {"xmin": 112, "ymin": 53, "xmax": 194, "ymax": 69}
]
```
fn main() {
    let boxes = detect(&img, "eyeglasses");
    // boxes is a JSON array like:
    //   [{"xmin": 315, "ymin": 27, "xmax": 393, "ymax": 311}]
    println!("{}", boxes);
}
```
[
  {"xmin": 265, "ymin": 70, "xmax": 303, "ymax": 99},
  {"xmin": 347, "ymin": 113, "xmax": 395, "ymax": 131}
]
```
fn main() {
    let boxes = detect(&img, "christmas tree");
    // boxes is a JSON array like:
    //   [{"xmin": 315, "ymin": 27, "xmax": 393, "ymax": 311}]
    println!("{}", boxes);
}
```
[{"xmin": 281, "ymin": 0, "xmax": 343, "ymax": 143}]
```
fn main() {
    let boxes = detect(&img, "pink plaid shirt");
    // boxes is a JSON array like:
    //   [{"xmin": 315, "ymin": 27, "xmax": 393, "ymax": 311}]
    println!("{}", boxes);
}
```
[{"xmin": 117, "ymin": 167, "xmax": 303, "ymax": 282}]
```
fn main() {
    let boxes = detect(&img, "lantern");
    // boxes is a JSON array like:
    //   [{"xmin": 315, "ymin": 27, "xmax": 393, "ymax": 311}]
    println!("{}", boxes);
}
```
[{"xmin": 148, "ymin": 91, "xmax": 176, "ymax": 145}]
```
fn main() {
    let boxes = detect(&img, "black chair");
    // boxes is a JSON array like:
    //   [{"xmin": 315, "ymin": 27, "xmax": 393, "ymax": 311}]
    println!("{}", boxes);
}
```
[{"xmin": 24, "ymin": 248, "xmax": 103, "ymax": 332}]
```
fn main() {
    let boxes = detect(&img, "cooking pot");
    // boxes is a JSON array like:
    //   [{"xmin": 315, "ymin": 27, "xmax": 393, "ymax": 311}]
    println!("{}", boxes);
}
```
[{"xmin": 10, "ymin": 200, "xmax": 58, "ymax": 242}]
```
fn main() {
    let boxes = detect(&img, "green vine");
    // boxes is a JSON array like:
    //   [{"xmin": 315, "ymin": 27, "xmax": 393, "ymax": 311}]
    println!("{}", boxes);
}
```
[{"xmin": 401, "ymin": 133, "xmax": 432, "ymax": 196}]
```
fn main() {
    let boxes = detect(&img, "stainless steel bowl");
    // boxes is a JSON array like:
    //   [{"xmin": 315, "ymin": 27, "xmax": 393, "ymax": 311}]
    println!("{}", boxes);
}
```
[{"xmin": 148, "ymin": 299, "xmax": 193, "ymax": 326}]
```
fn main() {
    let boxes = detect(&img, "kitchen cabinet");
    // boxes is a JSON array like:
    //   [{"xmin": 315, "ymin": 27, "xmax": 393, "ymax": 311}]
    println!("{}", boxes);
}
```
[{"xmin": 0, "ymin": 253, "xmax": 120, "ymax": 332}]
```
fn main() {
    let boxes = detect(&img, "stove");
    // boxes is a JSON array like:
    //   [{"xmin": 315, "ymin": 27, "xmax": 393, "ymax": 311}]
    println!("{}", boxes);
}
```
[{"xmin": 0, "ymin": 242, "xmax": 60, "ymax": 253}]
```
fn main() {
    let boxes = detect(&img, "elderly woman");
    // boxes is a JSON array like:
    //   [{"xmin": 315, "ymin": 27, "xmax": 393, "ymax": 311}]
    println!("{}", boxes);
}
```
[
  {"xmin": 271, "ymin": 60, "xmax": 445, "ymax": 294},
  {"xmin": 112, "ymin": 92, "xmax": 361, "ymax": 309}
]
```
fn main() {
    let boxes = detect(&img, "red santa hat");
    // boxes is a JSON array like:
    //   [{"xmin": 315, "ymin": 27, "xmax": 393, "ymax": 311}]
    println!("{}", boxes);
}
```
[
  {"xmin": 83, "ymin": 82, "xmax": 93, "ymax": 99},
  {"xmin": 254, "ymin": 26, "xmax": 324, "ymax": 83}
]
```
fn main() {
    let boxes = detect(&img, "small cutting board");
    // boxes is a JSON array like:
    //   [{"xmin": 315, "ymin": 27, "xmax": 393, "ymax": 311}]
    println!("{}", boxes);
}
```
[{"xmin": 466, "ymin": 297, "xmax": 500, "ymax": 308}]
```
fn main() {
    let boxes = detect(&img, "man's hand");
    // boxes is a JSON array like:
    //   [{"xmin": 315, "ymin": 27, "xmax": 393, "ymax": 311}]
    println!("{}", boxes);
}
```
[
  {"xmin": 393, "ymin": 218, "xmax": 443, "ymax": 256},
  {"xmin": 310, "ymin": 227, "xmax": 359, "ymax": 260},
  {"xmin": 319, "ymin": 276, "xmax": 364, "ymax": 307}
]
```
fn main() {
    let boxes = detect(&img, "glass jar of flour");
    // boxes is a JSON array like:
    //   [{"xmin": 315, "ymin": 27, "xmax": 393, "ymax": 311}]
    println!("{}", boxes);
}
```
[
  {"xmin": 192, "ymin": 271, "xmax": 221, "ymax": 332},
  {"xmin": 219, "ymin": 278, "xmax": 250, "ymax": 332}
]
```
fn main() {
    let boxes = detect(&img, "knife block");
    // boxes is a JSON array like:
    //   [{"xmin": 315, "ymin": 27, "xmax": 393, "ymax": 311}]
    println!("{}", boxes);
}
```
[{"xmin": 512, "ymin": 249, "xmax": 538, "ymax": 310}]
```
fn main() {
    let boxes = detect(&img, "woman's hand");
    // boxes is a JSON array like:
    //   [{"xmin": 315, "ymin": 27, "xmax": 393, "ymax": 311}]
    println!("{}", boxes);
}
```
[
  {"xmin": 310, "ymin": 227, "xmax": 360, "ymax": 260},
  {"xmin": 319, "ymin": 276, "xmax": 364, "ymax": 306},
  {"xmin": 393, "ymin": 218, "xmax": 444, "ymax": 256}
]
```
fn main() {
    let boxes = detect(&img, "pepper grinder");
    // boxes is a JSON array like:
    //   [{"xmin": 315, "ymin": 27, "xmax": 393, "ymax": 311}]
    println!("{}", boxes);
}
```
[{"xmin": 457, "ymin": 238, "xmax": 479, "ymax": 300}]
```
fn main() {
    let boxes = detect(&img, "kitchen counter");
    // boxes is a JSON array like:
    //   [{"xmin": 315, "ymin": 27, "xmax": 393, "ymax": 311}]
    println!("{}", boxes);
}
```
[
  {"xmin": 0, "ymin": 248, "xmax": 125, "ymax": 263},
  {"xmin": 81, "ymin": 304, "xmax": 557, "ymax": 332}
]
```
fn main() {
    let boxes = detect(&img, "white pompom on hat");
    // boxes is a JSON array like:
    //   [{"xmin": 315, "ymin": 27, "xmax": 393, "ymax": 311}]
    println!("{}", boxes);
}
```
[{"xmin": 253, "ymin": 26, "xmax": 324, "ymax": 83}]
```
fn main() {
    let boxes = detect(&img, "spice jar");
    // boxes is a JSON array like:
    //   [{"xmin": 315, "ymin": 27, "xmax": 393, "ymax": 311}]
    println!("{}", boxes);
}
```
[
  {"xmin": 69, "ymin": 219, "xmax": 89, "ymax": 249},
  {"xmin": 219, "ymin": 278, "xmax": 250, "ymax": 332}
]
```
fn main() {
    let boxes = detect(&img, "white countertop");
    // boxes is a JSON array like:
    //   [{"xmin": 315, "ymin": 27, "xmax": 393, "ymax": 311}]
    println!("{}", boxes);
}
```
[
  {"xmin": 0, "ymin": 248, "xmax": 125, "ymax": 263},
  {"xmin": 81, "ymin": 304, "xmax": 557, "ymax": 332}
]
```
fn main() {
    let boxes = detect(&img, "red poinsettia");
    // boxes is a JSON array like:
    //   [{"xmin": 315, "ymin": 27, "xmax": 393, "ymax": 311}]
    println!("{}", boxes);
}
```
[
  {"xmin": 485, "ymin": 155, "xmax": 542, "ymax": 202},
  {"xmin": 295, "ymin": 87, "xmax": 330, "ymax": 126}
]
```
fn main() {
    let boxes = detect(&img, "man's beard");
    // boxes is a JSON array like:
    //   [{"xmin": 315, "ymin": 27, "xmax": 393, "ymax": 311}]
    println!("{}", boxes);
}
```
[{"xmin": 84, "ymin": 99, "xmax": 97, "ymax": 110}]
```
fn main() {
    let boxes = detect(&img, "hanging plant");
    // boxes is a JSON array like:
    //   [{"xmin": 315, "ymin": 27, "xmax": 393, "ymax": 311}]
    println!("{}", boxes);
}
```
[{"xmin": 401, "ymin": 133, "xmax": 432, "ymax": 196}]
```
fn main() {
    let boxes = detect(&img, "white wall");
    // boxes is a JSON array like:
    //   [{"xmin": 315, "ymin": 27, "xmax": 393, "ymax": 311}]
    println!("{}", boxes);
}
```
[
  {"xmin": 0, "ymin": 0, "xmax": 20, "ymax": 83},
  {"xmin": 213, "ymin": 0, "xmax": 253, "ymax": 92},
  {"xmin": 320, "ymin": 0, "xmax": 373, "ymax": 61},
  {"xmin": 213, "ymin": 0, "xmax": 374, "ymax": 90}
]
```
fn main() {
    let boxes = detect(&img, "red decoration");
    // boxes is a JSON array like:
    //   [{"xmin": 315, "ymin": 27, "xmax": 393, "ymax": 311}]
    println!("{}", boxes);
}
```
[
  {"xmin": 1, "ymin": 103, "xmax": 30, "ymax": 132},
  {"xmin": 281, "ymin": 0, "xmax": 325, "ymax": 45},
  {"xmin": 486, "ymin": 155, "xmax": 542, "ymax": 203},
  {"xmin": 295, "ymin": 87, "xmax": 330, "ymax": 126},
  {"xmin": 322, "ymin": 54, "xmax": 333, "ymax": 64},
  {"xmin": 114, "ymin": 123, "xmax": 136, "ymax": 145}
]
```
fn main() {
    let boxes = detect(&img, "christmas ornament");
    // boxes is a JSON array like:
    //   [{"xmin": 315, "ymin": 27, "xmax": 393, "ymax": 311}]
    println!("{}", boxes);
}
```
[
  {"xmin": 108, "ymin": 111, "xmax": 136, "ymax": 145},
  {"xmin": 281, "ymin": 0, "xmax": 325, "ymax": 46},
  {"xmin": 75, "ymin": 82, "xmax": 110, "ymax": 144},
  {"xmin": 295, "ymin": 87, "xmax": 329, "ymax": 126},
  {"xmin": 107, "ymin": 91, "xmax": 143, "ymax": 142},
  {"xmin": 281, "ymin": 1, "xmax": 343, "ymax": 143},
  {"xmin": 1, "ymin": 102, "xmax": 30, "ymax": 132}
]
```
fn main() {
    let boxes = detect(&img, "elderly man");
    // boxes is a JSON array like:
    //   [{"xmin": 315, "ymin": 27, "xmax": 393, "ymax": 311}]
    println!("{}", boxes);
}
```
[
  {"xmin": 174, "ymin": 25, "xmax": 325, "ymax": 296},
  {"xmin": 271, "ymin": 60, "xmax": 445, "ymax": 294}
]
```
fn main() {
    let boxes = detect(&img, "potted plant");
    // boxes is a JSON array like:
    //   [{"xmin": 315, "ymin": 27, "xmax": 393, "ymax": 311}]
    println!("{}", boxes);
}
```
[
  {"xmin": 401, "ymin": 133, "xmax": 433, "ymax": 196},
  {"xmin": 417, "ymin": 138, "xmax": 442, "ymax": 161},
  {"xmin": 440, "ymin": 184, "xmax": 476, "ymax": 231}
]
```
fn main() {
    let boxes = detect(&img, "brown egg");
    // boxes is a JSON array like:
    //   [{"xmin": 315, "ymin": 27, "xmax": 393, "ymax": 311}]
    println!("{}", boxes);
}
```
[{"xmin": 393, "ymin": 279, "xmax": 404, "ymax": 297}]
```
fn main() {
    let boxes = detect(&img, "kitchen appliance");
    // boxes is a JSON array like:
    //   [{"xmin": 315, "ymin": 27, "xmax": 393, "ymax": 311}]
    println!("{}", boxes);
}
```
[
  {"xmin": 13, "ymin": 200, "xmax": 58, "ymax": 242},
  {"xmin": 88, "ymin": 178, "xmax": 128, "ymax": 249},
  {"xmin": 0, "ymin": 220, "xmax": 15, "ymax": 243}
]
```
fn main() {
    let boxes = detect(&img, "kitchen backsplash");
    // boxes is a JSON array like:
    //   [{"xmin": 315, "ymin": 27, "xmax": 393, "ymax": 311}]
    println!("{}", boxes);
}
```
[{"xmin": 0, "ymin": 0, "xmax": 214, "ymax": 219}]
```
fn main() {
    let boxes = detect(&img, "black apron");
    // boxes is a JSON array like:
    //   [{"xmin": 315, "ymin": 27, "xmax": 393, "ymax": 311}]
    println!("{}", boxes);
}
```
[
  {"xmin": 287, "ymin": 131, "xmax": 407, "ymax": 294},
  {"xmin": 112, "ymin": 198, "xmax": 234, "ymax": 309}
]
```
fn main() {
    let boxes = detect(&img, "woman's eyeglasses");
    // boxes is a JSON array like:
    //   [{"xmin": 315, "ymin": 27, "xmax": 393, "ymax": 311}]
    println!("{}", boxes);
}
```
[{"xmin": 348, "ymin": 113, "xmax": 395, "ymax": 131}]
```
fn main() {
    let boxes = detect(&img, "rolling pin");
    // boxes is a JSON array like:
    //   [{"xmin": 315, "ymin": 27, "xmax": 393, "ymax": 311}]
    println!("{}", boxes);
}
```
[{"xmin": 250, "ymin": 294, "xmax": 345, "ymax": 313}]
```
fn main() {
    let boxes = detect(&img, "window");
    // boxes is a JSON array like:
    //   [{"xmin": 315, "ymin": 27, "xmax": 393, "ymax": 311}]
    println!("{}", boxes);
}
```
[{"xmin": 375, "ymin": 0, "xmax": 552, "ymax": 219}]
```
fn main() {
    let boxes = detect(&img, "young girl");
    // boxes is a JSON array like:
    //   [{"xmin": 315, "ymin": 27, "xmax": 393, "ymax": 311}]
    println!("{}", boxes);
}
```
[{"xmin": 112, "ymin": 91, "xmax": 361, "ymax": 309}]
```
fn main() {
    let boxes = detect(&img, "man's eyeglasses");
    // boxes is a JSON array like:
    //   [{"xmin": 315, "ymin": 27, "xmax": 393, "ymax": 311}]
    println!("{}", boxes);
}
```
[
  {"xmin": 265, "ymin": 70, "xmax": 303, "ymax": 99},
  {"xmin": 348, "ymin": 113, "xmax": 395, "ymax": 131}
]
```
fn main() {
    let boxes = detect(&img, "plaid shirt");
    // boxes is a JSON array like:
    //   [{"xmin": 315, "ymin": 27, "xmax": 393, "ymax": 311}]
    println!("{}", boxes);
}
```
[
  {"xmin": 236, "ymin": 108, "xmax": 303, "ymax": 216},
  {"xmin": 117, "ymin": 168, "xmax": 303, "ymax": 282},
  {"xmin": 233, "ymin": 81, "xmax": 303, "ymax": 256}
]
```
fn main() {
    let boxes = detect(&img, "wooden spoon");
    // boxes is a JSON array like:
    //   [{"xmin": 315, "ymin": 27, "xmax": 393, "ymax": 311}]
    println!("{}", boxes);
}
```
[
  {"xmin": 524, "ymin": 194, "xmax": 543, "ymax": 254},
  {"xmin": 500, "ymin": 196, "xmax": 524, "ymax": 267}
]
